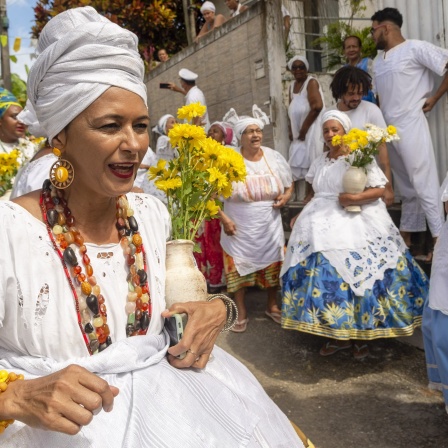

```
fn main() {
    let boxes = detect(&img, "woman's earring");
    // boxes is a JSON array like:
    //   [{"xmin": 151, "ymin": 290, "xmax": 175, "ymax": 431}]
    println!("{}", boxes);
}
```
[{"xmin": 49, "ymin": 147, "xmax": 74, "ymax": 189}]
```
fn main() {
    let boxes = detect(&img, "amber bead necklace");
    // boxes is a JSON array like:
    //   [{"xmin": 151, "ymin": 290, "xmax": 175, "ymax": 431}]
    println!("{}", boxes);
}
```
[{"xmin": 40, "ymin": 180, "xmax": 152, "ymax": 355}]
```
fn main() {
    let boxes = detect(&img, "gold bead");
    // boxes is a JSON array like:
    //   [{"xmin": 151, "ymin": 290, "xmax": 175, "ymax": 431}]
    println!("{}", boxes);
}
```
[{"xmin": 53, "ymin": 147, "xmax": 61, "ymax": 157}]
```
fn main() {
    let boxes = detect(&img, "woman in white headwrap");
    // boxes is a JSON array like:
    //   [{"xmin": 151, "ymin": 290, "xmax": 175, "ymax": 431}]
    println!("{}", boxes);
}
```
[
  {"xmin": 0, "ymin": 7, "xmax": 304, "ymax": 447},
  {"xmin": 219, "ymin": 106, "xmax": 293, "ymax": 332},
  {"xmin": 152, "ymin": 113, "xmax": 176, "ymax": 161},
  {"xmin": 195, "ymin": 1, "xmax": 226, "ymax": 43},
  {"xmin": 287, "ymin": 55, "xmax": 324, "ymax": 197},
  {"xmin": 281, "ymin": 110, "xmax": 428, "ymax": 359}
]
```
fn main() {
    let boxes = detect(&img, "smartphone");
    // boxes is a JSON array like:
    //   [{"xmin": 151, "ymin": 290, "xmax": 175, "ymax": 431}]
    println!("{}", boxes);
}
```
[
  {"xmin": 165, "ymin": 313, "xmax": 188, "ymax": 359},
  {"xmin": 159, "ymin": 83, "xmax": 170, "ymax": 89}
]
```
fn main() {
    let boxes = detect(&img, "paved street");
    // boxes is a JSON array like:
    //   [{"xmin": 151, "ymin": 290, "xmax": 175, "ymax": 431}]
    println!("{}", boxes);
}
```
[{"xmin": 217, "ymin": 289, "xmax": 448, "ymax": 448}]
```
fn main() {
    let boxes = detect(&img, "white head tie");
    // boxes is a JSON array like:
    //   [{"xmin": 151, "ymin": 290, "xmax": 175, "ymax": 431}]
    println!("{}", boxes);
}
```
[
  {"xmin": 321, "ymin": 110, "xmax": 352, "ymax": 133},
  {"xmin": 223, "ymin": 105, "xmax": 270, "ymax": 141},
  {"xmin": 27, "ymin": 6, "xmax": 147, "ymax": 143},
  {"xmin": 152, "ymin": 114, "xmax": 174, "ymax": 136},
  {"xmin": 17, "ymin": 99, "xmax": 47, "ymax": 138},
  {"xmin": 200, "ymin": 1, "xmax": 216, "ymax": 13},
  {"xmin": 287, "ymin": 55, "xmax": 309, "ymax": 71}
]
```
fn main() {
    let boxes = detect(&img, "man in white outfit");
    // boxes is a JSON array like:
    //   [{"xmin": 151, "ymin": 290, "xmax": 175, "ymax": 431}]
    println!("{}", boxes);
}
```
[
  {"xmin": 328, "ymin": 65, "xmax": 394, "ymax": 206},
  {"xmin": 371, "ymin": 7, "xmax": 448, "ymax": 257},
  {"xmin": 167, "ymin": 68, "xmax": 210, "ymax": 131}
]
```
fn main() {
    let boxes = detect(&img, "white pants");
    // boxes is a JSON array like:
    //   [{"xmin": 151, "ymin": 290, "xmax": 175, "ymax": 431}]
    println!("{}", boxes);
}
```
[{"xmin": 387, "ymin": 114, "xmax": 443, "ymax": 237}]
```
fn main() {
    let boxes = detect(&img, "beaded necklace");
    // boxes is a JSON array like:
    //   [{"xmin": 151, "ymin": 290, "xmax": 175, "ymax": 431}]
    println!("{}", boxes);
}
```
[{"xmin": 40, "ymin": 180, "xmax": 152, "ymax": 355}]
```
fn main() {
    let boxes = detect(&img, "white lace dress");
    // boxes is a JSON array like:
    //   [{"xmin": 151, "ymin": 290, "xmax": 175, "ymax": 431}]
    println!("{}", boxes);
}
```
[
  {"xmin": 0, "ymin": 194, "xmax": 302, "ymax": 447},
  {"xmin": 281, "ymin": 154, "xmax": 428, "ymax": 340}
]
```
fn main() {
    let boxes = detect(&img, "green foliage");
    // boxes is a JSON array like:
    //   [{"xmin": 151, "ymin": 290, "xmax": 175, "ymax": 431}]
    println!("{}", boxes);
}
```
[
  {"xmin": 31, "ymin": 0, "xmax": 190, "ymax": 71},
  {"xmin": 11, "ymin": 73, "xmax": 27, "ymax": 107}
]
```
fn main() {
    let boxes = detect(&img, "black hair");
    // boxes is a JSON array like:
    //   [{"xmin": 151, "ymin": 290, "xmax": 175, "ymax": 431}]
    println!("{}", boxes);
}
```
[
  {"xmin": 180, "ymin": 78, "xmax": 196, "ymax": 86},
  {"xmin": 343, "ymin": 35, "xmax": 362, "ymax": 49},
  {"xmin": 371, "ymin": 7, "xmax": 403, "ymax": 28},
  {"xmin": 330, "ymin": 66, "xmax": 372, "ymax": 101}
]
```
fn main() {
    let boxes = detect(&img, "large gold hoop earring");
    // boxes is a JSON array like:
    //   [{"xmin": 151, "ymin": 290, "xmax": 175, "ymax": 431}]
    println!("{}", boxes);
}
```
[{"xmin": 49, "ymin": 147, "xmax": 74, "ymax": 189}]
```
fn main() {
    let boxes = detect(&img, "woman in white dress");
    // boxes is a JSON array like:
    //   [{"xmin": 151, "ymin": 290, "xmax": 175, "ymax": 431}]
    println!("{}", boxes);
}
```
[
  {"xmin": 220, "ymin": 106, "xmax": 293, "ymax": 332},
  {"xmin": 0, "ymin": 7, "xmax": 302, "ymax": 447},
  {"xmin": 287, "ymin": 55, "xmax": 324, "ymax": 189},
  {"xmin": 422, "ymin": 172, "xmax": 448, "ymax": 413},
  {"xmin": 281, "ymin": 110, "xmax": 428, "ymax": 359}
]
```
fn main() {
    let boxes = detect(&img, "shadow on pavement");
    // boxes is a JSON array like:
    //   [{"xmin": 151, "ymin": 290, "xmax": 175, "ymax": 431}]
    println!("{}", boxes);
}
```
[{"xmin": 217, "ymin": 289, "xmax": 448, "ymax": 448}]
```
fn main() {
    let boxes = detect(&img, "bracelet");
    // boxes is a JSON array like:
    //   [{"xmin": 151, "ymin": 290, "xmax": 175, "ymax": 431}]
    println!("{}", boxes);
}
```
[
  {"xmin": 0, "ymin": 370, "xmax": 24, "ymax": 434},
  {"xmin": 207, "ymin": 294, "xmax": 239, "ymax": 332}
]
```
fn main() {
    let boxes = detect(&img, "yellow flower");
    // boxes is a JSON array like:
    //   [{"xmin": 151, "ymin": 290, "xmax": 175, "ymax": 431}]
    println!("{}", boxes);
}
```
[
  {"xmin": 298, "ymin": 297, "xmax": 305, "ymax": 307},
  {"xmin": 205, "ymin": 199, "xmax": 220, "ymax": 216},
  {"xmin": 148, "ymin": 159, "xmax": 168, "ymax": 181},
  {"xmin": 387, "ymin": 125, "xmax": 397, "ymax": 135},
  {"xmin": 415, "ymin": 297, "xmax": 424, "ymax": 307},
  {"xmin": 207, "ymin": 167, "xmax": 228, "ymax": 189},
  {"xmin": 398, "ymin": 286, "xmax": 406, "ymax": 298},
  {"xmin": 349, "ymin": 142, "xmax": 358, "ymax": 151},
  {"xmin": 362, "ymin": 312, "xmax": 370, "ymax": 324},
  {"xmin": 168, "ymin": 123, "xmax": 207, "ymax": 148},
  {"xmin": 177, "ymin": 102, "xmax": 207, "ymax": 122},
  {"xmin": 332, "ymin": 135, "xmax": 342, "ymax": 146},
  {"xmin": 202, "ymin": 137, "xmax": 223, "ymax": 163},
  {"xmin": 396, "ymin": 260, "xmax": 405, "ymax": 271},
  {"xmin": 155, "ymin": 177, "xmax": 182, "ymax": 192},
  {"xmin": 312, "ymin": 288, "xmax": 320, "ymax": 298},
  {"xmin": 340, "ymin": 282, "xmax": 349, "ymax": 291},
  {"xmin": 355, "ymin": 304, "xmax": 361, "ymax": 313}
]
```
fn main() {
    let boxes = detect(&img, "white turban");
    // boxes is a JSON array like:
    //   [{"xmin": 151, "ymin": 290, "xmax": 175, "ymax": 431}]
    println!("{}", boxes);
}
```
[
  {"xmin": 17, "ymin": 99, "xmax": 47, "ymax": 138},
  {"xmin": 152, "ymin": 114, "xmax": 174, "ymax": 136},
  {"xmin": 321, "ymin": 109, "xmax": 352, "ymax": 133},
  {"xmin": 287, "ymin": 55, "xmax": 309, "ymax": 71},
  {"xmin": 223, "ymin": 105, "xmax": 270, "ymax": 141},
  {"xmin": 27, "ymin": 6, "xmax": 147, "ymax": 142},
  {"xmin": 200, "ymin": 1, "xmax": 216, "ymax": 13}
]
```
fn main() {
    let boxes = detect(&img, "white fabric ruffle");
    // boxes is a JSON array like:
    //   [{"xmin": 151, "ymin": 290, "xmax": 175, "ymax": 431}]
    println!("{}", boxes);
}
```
[{"xmin": 282, "ymin": 154, "xmax": 407, "ymax": 295}]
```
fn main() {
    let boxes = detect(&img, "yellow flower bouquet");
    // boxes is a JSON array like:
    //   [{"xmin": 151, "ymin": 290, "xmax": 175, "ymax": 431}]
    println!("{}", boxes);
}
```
[
  {"xmin": 149, "ymin": 103, "xmax": 246, "ymax": 241},
  {"xmin": 332, "ymin": 124, "xmax": 400, "ymax": 170},
  {"xmin": 0, "ymin": 149, "xmax": 21, "ymax": 197}
]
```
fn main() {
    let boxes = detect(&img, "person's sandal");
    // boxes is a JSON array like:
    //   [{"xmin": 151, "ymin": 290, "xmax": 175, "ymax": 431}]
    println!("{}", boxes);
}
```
[
  {"xmin": 319, "ymin": 340, "xmax": 352, "ymax": 356},
  {"xmin": 230, "ymin": 318, "xmax": 249, "ymax": 333},
  {"xmin": 353, "ymin": 343, "xmax": 369, "ymax": 360}
]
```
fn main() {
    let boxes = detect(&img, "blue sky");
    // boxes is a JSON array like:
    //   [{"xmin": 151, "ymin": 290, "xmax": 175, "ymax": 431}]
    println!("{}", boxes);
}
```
[{"xmin": 6, "ymin": 0, "xmax": 37, "ymax": 80}]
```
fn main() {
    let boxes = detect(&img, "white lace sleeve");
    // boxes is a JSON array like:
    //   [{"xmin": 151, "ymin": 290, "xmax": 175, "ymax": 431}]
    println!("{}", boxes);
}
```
[
  {"xmin": 305, "ymin": 153, "xmax": 323, "ymax": 184},
  {"xmin": 272, "ymin": 150, "xmax": 293, "ymax": 188},
  {"xmin": 441, "ymin": 171, "xmax": 448, "ymax": 202},
  {"xmin": 365, "ymin": 160, "xmax": 387, "ymax": 188},
  {"xmin": 414, "ymin": 40, "xmax": 448, "ymax": 76}
]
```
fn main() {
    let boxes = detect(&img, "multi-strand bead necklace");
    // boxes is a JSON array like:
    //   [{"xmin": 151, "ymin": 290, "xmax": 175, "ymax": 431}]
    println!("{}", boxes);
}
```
[{"xmin": 40, "ymin": 180, "xmax": 152, "ymax": 355}]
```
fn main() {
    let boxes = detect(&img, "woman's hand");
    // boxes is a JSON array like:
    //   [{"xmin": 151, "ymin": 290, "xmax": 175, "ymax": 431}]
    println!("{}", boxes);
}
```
[
  {"xmin": 162, "ymin": 299, "xmax": 227, "ymax": 369},
  {"xmin": 0, "ymin": 365, "xmax": 118, "ymax": 435},
  {"xmin": 339, "ymin": 187, "xmax": 384, "ymax": 208},
  {"xmin": 221, "ymin": 217, "xmax": 237, "ymax": 235},
  {"xmin": 273, "ymin": 191, "xmax": 291, "ymax": 208}
]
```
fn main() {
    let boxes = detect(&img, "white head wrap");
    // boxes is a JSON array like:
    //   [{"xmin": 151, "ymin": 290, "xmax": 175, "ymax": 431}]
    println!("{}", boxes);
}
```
[
  {"xmin": 200, "ymin": 1, "xmax": 216, "ymax": 13},
  {"xmin": 27, "ymin": 6, "xmax": 147, "ymax": 142},
  {"xmin": 287, "ymin": 55, "xmax": 309, "ymax": 71},
  {"xmin": 152, "ymin": 114, "xmax": 174, "ymax": 136},
  {"xmin": 17, "ymin": 99, "xmax": 47, "ymax": 138},
  {"xmin": 321, "ymin": 109, "xmax": 352, "ymax": 133},
  {"xmin": 223, "ymin": 105, "xmax": 270, "ymax": 141}
]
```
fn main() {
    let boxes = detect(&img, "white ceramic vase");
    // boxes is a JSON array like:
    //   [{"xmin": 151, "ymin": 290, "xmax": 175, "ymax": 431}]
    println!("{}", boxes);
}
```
[
  {"xmin": 0, "ymin": 189, "xmax": 12, "ymax": 201},
  {"xmin": 342, "ymin": 166, "xmax": 367, "ymax": 212},
  {"xmin": 165, "ymin": 239, "xmax": 208, "ymax": 309}
]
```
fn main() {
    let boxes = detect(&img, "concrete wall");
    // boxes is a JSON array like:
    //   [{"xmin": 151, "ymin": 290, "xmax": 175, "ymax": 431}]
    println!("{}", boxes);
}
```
[{"xmin": 146, "ymin": 2, "xmax": 275, "ymax": 149}]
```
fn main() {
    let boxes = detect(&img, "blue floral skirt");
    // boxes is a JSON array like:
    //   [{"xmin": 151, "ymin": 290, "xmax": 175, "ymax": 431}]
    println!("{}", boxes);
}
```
[{"xmin": 281, "ymin": 251, "xmax": 428, "ymax": 340}]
